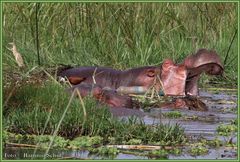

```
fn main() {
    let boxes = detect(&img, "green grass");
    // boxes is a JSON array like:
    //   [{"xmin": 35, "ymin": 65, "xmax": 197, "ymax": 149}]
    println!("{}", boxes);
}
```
[
  {"xmin": 216, "ymin": 123, "xmax": 237, "ymax": 145},
  {"xmin": 2, "ymin": 3, "xmax": 238, "ymax": 87},
  {"xmin": 148, "ymin": 149, "xmax": 169, "ymax": 159},
  {"xmin": 89, "ymin": 146, "xmax": 119, "ymax": 158},
  {"xmin": 216, "ymin": 123, "xmax": 237, "ymax": 137},
  {"xmin": 3, "ymin": 131, "xmax": 69, "ymax": 149},
  {"xmin": 188, "ymin": 142, "xmax": 209, "ymax": 156},
  {"xmin": 163, "ymin": 111, "xmax": 182, "ymax": 118},
  {"xmin": 3, "ymin": 80, "xmax": 186, "ymax": 145},
  {"xmin": 69, "ymin": 136, "xmax": 103, "ymax": 148}
]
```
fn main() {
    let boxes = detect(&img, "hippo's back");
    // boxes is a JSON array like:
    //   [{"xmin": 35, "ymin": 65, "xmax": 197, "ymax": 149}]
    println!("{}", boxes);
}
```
[{"xmin": 59, "ymin": 66, "xmax": 121, "ymax": 78}]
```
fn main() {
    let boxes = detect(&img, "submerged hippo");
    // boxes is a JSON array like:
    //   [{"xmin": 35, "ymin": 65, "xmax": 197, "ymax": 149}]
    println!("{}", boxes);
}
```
[{"xmin": 68, "ymin": 83, "xmax": 138, "ymax": 108}]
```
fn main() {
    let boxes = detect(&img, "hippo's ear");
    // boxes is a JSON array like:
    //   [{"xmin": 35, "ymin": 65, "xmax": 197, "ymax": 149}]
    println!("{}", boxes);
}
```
[
  {"xmin": 146, "ymin": 69, "xmax": 156, "ymax": 77},
  {"xmin": 162, "ymin": 59, "xmax": 174, "ymax": 71},
  {"xmin": 68, "ymin": 76, "xmax": 86, "ymax": 85}
]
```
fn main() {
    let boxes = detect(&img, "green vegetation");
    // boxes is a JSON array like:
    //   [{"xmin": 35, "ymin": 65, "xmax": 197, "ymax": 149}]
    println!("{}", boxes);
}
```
[
  {"xmin": 125, "ymin": 138, "xmax": 142, "ymax": 145},
  {"xmin": 147, "ymin": 148, "xmax": 182, "ymax": 159},
  {"xmin": 69, "ymin": 136, "xmax": 103, "ymax": 149},
  {"xmin": 216, "ymin": 124, "xmax": 237, "ymax": 137},
  {"xmin": 220, "ymin": 107, "xmax": 237, "ymax": 113},
  {"xmin": 163, "ymin": 111, "xmax": 182, "ymax": 118},
  {"xmin": 3, "ymin": 131, "xmax": 184, "ymax": 159},
  {"xmin": 188, "ymin": 142, "xmax": 209, "ymax": 156},
  {"xmin": 197, "ymin": 138, "xmax": 222, "ymax": 148},
  {"xmin": 206, "ymin": 138, "xmax": 222, "ymax": 148},
  {"xmin": 216, "ymin": 123, "xmax": 237, "ymax": 145},
  {"xmin": 3, "ymin": 80, "xmax": 186, "ymax": 145},
  {"xmin": 89, "ymin": 146, "xmax": 119, "ymax": 157},
  {"xmin": 4, "ymin": 82, "xmax": 113, "ymax": 139},
  {"xmin": 148, "ymin": 149, "xmax": 168, "ymax": 159},
  {"xmin": 183, "ymin": 115, "xmax": 199, "ymax": 121},
  {"xmin": 3, "ymin": 131, "xmax": 69, "ymax": 148},
  {"xmin": 170, "ymin": 148, "xmax": 182, "ymax": 156}
]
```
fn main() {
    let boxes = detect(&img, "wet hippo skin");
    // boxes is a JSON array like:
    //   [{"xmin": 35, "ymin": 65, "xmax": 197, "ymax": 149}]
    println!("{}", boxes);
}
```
[
  {"xmin": 159, "ymin": 96, "xmax": 208, "ymax": 111},
  {"xmin": 183, "ymin": 49, "xmax": 224, "ymax": 95},
  {"xmin": 59, "ymin": 48, "xmax": 223, "ymax": 111},
  {"xmin": 68, "ymin": 83, "xmax": 144, "ymax": 116},
  {"xmin": 59, "ymin": 49, "xmax": 223, "ymax": 97},
  {"xmin": 68, "ymin": 83, "xmax": 137, "ymax": 108},
  {"xmin": 59, "ymin": 59, "xmax": 187, "ymax": 96},
  {"xmin": 60, "ymin": 66, "xmax": 162, "ymax": 92}
]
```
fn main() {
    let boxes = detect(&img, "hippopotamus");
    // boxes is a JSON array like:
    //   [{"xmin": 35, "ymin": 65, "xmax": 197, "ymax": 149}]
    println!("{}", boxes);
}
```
[
  {"xmin": 183, "ymin": 49, "xmax": 224, "ymax": 95},
  {"xmin": 68, "ymin": 83, "xmax": 137, "ymax": 108},
  {"xmin": 161, "ymin": 48, "xmax": 223, "ymax": 96},
  {"xmin": 67, "ymin": 83, "xmax": 144, "ymax": 116},
  {"xmin": 59, "ymin": 48, "xmax": 223, "ymax": 111},
  {"xmin": 59, "ymin": 48, "xmax": 223, "ymax": 97},
  {"xmin": 58, "ymin": 59, "xmax": 187, "ymax": 96},
  {"xmin": 159, "ymin": 96, "xmax": 208, "ymax": 111},
  {"xmin": 60, "ymin": 66, "xmax": 161, "ymax": 91}
]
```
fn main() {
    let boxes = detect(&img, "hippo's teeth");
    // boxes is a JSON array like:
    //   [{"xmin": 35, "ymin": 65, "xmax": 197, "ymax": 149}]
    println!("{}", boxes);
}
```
[{"xmin": 187, "ymin": 92, "xmax": 194, "ymax": 96}]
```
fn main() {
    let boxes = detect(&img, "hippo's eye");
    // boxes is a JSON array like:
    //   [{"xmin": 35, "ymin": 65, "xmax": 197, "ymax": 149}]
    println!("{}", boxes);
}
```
[{"xmin": 146, "ymin": 69, "xmax": 155, "ymax": 77}]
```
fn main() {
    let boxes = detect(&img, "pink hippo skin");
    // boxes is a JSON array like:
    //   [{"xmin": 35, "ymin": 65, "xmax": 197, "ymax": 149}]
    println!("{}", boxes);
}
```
[{"xmin": 160, "ymin": 59, "xmax": 187, "ymax": 96}]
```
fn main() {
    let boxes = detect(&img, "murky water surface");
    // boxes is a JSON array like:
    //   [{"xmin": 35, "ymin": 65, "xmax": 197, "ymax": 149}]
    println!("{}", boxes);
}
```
[{"xmin": 4, "ymin": 89, "xmax": 238, "ymax": 160}]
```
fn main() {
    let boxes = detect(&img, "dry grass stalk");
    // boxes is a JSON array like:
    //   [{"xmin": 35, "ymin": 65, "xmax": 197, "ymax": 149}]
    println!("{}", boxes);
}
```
[
  {"xmin": 6, "ymin": 142, "xmax": 40, "ymax": 148},
  {"xmin": 106, "ymin": 145, "xmax": 177, "ymax": 150}
]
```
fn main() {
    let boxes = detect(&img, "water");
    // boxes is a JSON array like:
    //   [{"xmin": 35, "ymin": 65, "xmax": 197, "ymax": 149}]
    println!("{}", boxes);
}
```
[
  {"xmin": 145, "ymin": 89, "xmax": 237, "ymax": 159},
  {"xmin": 3, "ymin": 89, "xmax": 237, "ymax": 160}
]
